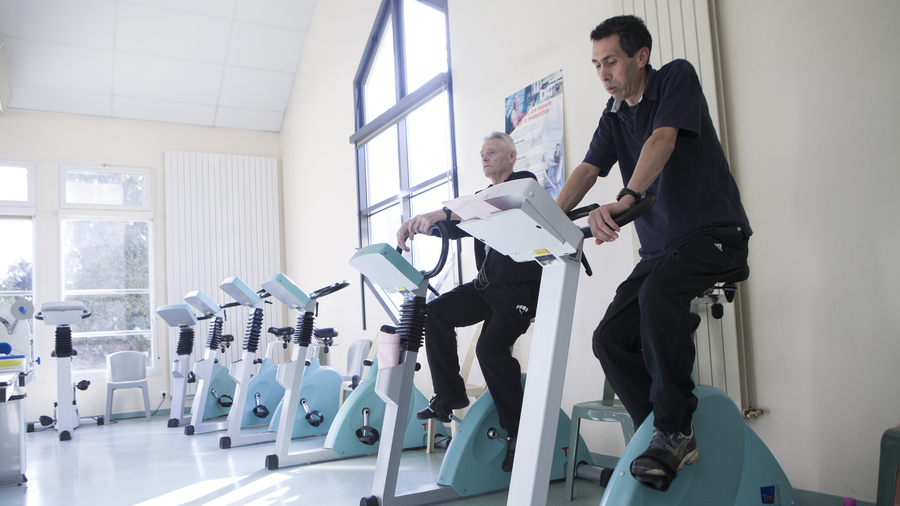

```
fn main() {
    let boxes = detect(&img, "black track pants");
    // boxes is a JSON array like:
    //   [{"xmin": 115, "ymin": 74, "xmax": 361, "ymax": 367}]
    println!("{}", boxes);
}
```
[
  {"xmin": 593, "ymin": 228, "xmax": 749, "ymax": 434},
  {"xmin": 425, "ymin": 281, "xmax": 537, "ymax": 436}
]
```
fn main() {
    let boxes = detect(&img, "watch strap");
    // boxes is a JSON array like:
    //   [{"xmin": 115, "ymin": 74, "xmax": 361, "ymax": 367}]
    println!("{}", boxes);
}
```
[{"xmin": 616, "ymin": 188, "xmax": 642, "ymax": 202}]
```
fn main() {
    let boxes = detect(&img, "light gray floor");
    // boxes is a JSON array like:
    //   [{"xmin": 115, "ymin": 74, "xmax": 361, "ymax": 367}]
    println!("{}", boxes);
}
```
[{"xmin": 0, "ymin": 414, "xmax": 608, "ymax": 506}]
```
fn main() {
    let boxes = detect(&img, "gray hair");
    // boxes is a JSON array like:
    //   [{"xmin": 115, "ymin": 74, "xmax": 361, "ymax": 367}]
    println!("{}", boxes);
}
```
[{"xmin": 483, "ymin": 131, "xmax": 516, "ymax": 155}]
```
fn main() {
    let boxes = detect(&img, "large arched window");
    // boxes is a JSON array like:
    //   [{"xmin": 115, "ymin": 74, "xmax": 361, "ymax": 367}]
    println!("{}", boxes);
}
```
[{"xmin": 350, "ymin": 0, "xmax": 459, "ymax": 322}]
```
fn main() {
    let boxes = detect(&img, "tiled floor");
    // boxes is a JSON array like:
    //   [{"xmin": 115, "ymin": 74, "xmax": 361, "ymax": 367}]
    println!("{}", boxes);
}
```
[{"xmin": 0, "ymin": 414, "xmax": 608, "ymax": 505}]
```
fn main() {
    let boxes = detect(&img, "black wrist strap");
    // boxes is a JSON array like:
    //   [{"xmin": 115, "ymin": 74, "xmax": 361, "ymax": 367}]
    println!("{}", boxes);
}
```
[
  {"xmin": 443, "ymin": 207, "xmax": 452, "ymax": 221},
  {"xmin": 616, "ymin": 188, "xmax": 642, "ymax": 202}
]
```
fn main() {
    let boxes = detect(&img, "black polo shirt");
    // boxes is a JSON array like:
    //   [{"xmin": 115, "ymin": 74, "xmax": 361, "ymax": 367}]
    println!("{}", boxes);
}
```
[
  {"xmin": 583, "ymin": 59, "xmax": 752, "ymax": 259},
  {"xmin": 444, "ymin": 171, "xmax": 543, "ymax": 285}
]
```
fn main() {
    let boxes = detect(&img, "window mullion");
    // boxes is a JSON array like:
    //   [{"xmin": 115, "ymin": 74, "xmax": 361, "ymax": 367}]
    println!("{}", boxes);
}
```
[
  {"xmin": 392, "ymin": 0, "xmax": 408, "ymax": 99},
  {"xmin": 397, "ymin": 117, "xmax": 411, "ymax": 223}
]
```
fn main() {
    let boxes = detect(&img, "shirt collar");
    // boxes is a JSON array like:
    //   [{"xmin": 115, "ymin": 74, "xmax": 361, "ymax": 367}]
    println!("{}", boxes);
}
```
[{"xmin": 609, "ymin": 64, "xmax": 657, "ymax": 113}]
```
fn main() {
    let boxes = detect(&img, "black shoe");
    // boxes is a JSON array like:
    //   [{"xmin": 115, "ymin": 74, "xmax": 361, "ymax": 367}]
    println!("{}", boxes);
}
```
[
  {"xmin": 501, "ymin": 435, "xmax": 517, "ymax": 472},
  {"xmin": 630, "ymin": 426, "xmax": 699, "ymax": 492},
  {"xmin": 416, "ymin": 394, "xmax": 469, "ymax": 423}
]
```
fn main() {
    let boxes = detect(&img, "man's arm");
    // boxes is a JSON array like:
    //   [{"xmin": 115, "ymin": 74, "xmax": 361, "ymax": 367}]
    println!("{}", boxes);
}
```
[
  {"xmin": 587, "ymin": 126, "xmax": 678, "ymax": 244},
  {"xmin": 556, "ymin": 161, "xmax": 603, "ymax": 213},
  {"xmin": 396, "ymin": 208, "xmax": 460, "ymax": 252}
]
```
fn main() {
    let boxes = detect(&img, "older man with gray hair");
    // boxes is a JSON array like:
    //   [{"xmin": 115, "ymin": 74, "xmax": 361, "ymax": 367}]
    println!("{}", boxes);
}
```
[{"xmin": 396, "ymin": 131, "xmax": 542, "ymax": 472}]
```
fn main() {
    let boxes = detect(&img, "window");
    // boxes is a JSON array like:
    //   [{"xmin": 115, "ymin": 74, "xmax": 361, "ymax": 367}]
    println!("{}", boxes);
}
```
[
  {"xmin": 1, "ymin": 157, "xmax": 37, "ymax": 363},
  {"xmin": 58, "ymin": 162, "xmax": 154, "ymax": 371},
  {"xmin": 59, "ymin": 163, "xmax": 152, "ymax": 211},
  {"xmin": 0, "ymin": 217, "xmax": 33, "ymax": 307},
  {"xmin": 0, "ymin": 157, "xmax": 37, "ymax": 306},
  {"xmin": 0, "ymin": 158, "xmax": 37, "ymax": 207},
  {"xmin": 351, "ymin": 0, "xmax": 460, "ymax": 321}
]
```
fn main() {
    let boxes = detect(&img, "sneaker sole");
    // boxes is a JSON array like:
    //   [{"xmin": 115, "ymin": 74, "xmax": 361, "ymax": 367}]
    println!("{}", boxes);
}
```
[{"xmin": 676, "ymin": 448, "xmax": 699, "ymax": 471}]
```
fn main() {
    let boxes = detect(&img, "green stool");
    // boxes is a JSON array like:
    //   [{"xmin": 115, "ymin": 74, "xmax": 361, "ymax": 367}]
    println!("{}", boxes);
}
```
[
  {"xmin": 877, "ymin": 427, "xmax": 900, "ymax": 506},
  {"xmin": 565, "ymin": 378, "xmax": 635, "ymax": 500}
]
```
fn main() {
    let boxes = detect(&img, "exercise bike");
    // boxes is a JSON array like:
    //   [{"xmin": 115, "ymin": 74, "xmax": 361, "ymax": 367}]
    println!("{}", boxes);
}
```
[
  {"xmin": 593, "ymin": 273, "xmax": 797, "ymax": 505},
  {"xmin": 33, "ymin": 301, "xmax": 99, "ymax": 441},
  {"xmin": 181, "ymin": 290, "xmax": 239, "ymax": 435},
  {"xmin": 448, "ymin": 177, "xmax": 796, "ymax": 505},
  {"xmin": 216, "ymin": 275, "xmax": 294, "ymax": 449},
  {"xmin": 156, "ymin": 302, "xmax": 202, "ymax": 428},
  {"xmin": 233, "ymin": 326, "xmax": 290, "ymax": 430},
  {"xmin": 349, "ymin": 218, "xmax": 592, "ymax": 506},
  {"xmin": 263, "ymin": 319, "xmax": 442, "ymax": 470},
  {"xmin": 261, "ymin": 273, "xmax": 348, "ymax": 469}
]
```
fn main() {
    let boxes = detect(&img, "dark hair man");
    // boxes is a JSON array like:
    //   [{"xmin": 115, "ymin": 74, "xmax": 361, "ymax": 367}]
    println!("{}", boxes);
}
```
[
  {"xmin": 397, "ymin": 132, "xmax": 541, "ymax": 473},
  {"xmin": 555, "ymin": 15, "xmax": 752, "ymax": 491}
]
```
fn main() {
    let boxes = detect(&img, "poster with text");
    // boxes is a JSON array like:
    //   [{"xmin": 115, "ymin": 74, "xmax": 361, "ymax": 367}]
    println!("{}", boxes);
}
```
[{"xmin": 504, "ymin": 70, "xmax": 565, "ymax": 199}]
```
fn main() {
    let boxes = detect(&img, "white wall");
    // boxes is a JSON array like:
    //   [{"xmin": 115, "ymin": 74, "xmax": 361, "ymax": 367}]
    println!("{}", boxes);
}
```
[
  {"xmin": 0, "ymin": 108, "xmax": 281, "ymax": 421},
  {"xmin": 278, "ymin": 0, "xmax": 383, "ymax": 373},
  {"xmin": 716, "ymin": 1, "xmax": 900, "ymax": 501},
  {"xmin": 282, "ymin": 0, "xmax": 900, "ymax": 501}
]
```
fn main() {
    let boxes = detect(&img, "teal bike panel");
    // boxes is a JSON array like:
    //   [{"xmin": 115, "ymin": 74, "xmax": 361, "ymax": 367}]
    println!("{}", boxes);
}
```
[
  {"xmin": 438, "ymin": 376, "xmax": 592, "ymax": 497},
  {"xmin": 239, "ymin": 358, "xmax": 284, "ymax": 428},
  {"xmin": 268, "ymin": 357, "xmax": 343, "ymax": 438},
  {"xmin": 599, "ymin": 385, "xmax": 796, "ymax": 506},
  {"xmin": 203, "ymin": 362, "xmax": 236, "ymax": 420},
  {"xmin": 325, "ymin": 357, "xmax": 448, "ymax": 457}
]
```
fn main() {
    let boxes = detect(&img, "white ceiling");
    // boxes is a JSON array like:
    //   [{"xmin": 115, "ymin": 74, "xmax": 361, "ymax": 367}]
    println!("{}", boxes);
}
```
[{"xmin": 0, "ymin": 0, "xmax": 316, "ymax": 132}]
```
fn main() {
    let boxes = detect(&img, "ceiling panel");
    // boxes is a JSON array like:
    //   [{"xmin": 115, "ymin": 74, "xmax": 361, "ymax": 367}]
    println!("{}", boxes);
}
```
[
  {"xmin": 8, "ymin": 86, "xmax": 112, "ymax": 116},
  {"xmin": 218, "ymin": 67, "xmax": 294, "ymax": 112},
  {"xmin": 4, "ymin": 37, "xmax": 113, "ymax": 94},
  {"xmin": 114, "ymin": 52, "xmax": 223, "ymax": 105},
  {"xmin": 116, "ymin": 3, "xmax": 232, "ymax": 63},
  {"xmin": 234, "ymin": 0, "xmax": 316, "ymax": 31},
  {"xmin": 0, "ymin": 0, "xmax": 115, "ymax": 49},
  {"xmin": 123, "ymin": 0, "xmax": 237, "ymax": 19},
  {"xmin": 215, "ymin": 107, "xmax": 283, "ymax": 132},
  {"xmin": 226, "ymin": 22, "xmax": 305, "ymax": 73},
  {"xmin": 0, "ymin": 0, "xmax": 314, "ymax": 132},
  {"xmin": 113, "ymin": 96, "xmax": 216, "ymax": 126}
]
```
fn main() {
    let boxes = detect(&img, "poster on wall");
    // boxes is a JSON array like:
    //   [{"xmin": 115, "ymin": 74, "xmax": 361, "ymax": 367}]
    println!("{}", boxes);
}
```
[{"xmin": 504, "ymin": 70, "xmax": 565, "ymax": 199}]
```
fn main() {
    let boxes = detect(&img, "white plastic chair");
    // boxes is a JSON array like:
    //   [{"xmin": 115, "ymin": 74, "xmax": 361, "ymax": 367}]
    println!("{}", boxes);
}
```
[
  {"xmin": 339, "ymin": 339, "xmax": 372, "ymax": 406},
  {"xmin": 105, "ymin": 351, "xmax": 151, "ymax": 422}
]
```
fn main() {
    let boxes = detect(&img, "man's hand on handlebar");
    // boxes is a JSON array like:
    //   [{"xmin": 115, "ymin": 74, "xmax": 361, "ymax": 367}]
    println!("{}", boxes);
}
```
[
  {"xmin": 397, "ymin": 210, "xmax": 444, "ymax": 252},
  {"xmin": 587, "ymin": 196, "xmax": 635, "ymax": 245}
]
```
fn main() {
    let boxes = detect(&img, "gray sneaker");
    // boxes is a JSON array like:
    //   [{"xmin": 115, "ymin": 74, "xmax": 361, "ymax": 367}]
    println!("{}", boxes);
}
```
[{"xmin": 630, "ymin": 427, "xmax": 699, "ymax": 491}]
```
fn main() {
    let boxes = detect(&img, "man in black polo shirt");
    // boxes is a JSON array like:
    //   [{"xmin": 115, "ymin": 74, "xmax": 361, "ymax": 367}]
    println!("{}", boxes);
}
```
[
  {"xmin": 556, "ymin": 16, "xmax": 751, "ymax": 491},
  {"xmin": 397, "ymin": 131, "xmax": 542, "ymax": 472}
]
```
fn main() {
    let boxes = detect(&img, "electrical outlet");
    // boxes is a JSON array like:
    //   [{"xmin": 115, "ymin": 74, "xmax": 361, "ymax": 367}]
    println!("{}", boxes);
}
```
[{"xmin": 160, "ymin": 392, "xmax": 167, "ymax": 399}]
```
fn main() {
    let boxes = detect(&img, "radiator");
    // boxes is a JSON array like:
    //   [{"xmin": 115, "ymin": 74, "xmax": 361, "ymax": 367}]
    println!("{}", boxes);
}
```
[{"xmin": 163, "ymin": 151, "xmax": 283, "ymax": 396}]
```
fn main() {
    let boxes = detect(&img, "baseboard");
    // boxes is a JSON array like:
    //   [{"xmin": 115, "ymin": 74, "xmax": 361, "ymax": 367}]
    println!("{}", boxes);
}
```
[{"xmin": 796, "ymin": 488, "xmax": 874, "ymax": 506}]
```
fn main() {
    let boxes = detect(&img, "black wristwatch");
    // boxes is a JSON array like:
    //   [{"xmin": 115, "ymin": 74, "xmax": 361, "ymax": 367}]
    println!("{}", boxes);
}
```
[
  {"xmin": 616, "ymin": 188, "xmax": 642, "ymax": 202},
  {"xmin": 442, "ymin": 207, "xmax": 452, "ymax": 221}
]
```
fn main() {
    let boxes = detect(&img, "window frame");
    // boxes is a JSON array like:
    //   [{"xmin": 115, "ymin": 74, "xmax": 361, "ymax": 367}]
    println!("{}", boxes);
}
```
[
  {"xmin": 56, "ymin": 161, "xmax": 157, "ymax": 376},
  {"xmin": 351, "ymin": 0, "xmax": 462, "ymax": 324},
  {"xmin": 0, "ymin": 156, "xmax": 39, "ymax": 210},
  {"xmin": 0, "ymin": 157, "xmax": 38, "ymax": 373},
  {"xmin": 57, "ymin": 160, "xmax": 154, "ymax": 212},
  {"xmin": 0, "ymin": 155, "xmax": 38, "ymax": 315}
]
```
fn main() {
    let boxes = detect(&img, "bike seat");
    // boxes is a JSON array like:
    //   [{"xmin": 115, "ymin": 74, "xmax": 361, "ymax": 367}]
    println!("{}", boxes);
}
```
[{"xmin": 315, "ymin": 327, "xmax": 338, "ymax": 339}]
